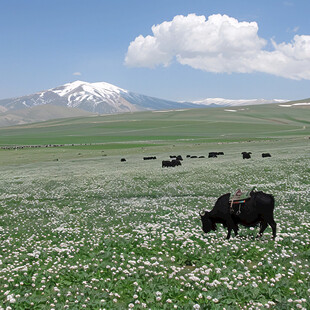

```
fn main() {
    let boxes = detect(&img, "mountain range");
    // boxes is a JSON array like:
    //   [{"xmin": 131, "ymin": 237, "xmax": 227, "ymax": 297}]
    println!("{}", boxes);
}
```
[{"xmin": 0, "ymin": 80, "xmax": 291, "ymax": 127}]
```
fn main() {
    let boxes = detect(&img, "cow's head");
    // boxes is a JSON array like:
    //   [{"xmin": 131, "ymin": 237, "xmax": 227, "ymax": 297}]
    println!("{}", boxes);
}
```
[{"xmin": 200, "ymin": 211, "xmax": 216, "ymax": 234}]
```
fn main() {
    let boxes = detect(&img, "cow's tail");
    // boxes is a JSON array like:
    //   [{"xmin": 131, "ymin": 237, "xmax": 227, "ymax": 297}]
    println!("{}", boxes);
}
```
[{"xmin": 269, "ymin": 194, "xmax": 275, "ymax": 211}]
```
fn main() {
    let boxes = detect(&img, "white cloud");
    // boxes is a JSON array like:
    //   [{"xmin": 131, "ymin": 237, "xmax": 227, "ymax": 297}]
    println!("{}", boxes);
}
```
[
  {"xmin": 73, "ymin": 72, "xmax": 82, "ymax": 76},
  {"xmin": 125, "ymin": 14, "xmax": 310, "ymax": 80}
]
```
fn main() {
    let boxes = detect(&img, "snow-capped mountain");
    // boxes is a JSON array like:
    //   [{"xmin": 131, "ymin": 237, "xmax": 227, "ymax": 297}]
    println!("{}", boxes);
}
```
[
  {"xmin": 0, "ymin": 80, "xmax": 197, "ymax": 114},
  {"xmin": 0, "ymin": 80, "xmax": 289, "ymax": 120},
  {"xmin": 193, "ymin": 97, "xmax": 287, "ymax": 107}
]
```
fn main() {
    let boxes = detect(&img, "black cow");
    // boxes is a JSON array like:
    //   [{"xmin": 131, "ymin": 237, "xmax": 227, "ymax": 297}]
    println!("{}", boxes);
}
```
[
  {"xmin": 176, "ymin": 155, "xmax": 183, "ymax": 161},
  {"xmin": 162, "ymin": 160, "xmax": 170, "ymax": 167},
  {"xmin": 144, "ymin": 156, "xmax": 157, "ymax": 160},
  {"xmin": 200, "ymin": 191, "xmax": 276, "ymax": 239},
  {"xmin": 208, "ymin": 152, "xmax": 218, "ymax": 158},
  {"xmin": 262, "ymin": 153, "xmax": 271, "ymax": 158},
  {"xmin": 121, "ymin": 158, "xmax": 126, "ymax": 162},
  {"xmin": 162, "ymin": 159, "xmax": 182, "ymax": 168},
  {"xmin": 172, "ymin": 159, "xmax": 182, "ymax": 166},
  {"xmin": 242, "ymin": 152, "xmax": 252, "ymax": 159}
]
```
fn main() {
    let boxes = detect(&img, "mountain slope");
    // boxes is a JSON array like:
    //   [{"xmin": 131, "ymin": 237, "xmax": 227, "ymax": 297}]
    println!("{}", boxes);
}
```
[
  {"xmin": 284, "ymin": 97, "xmax": 310, "ymax": 104},
  {"xmin": 0, "ymin": 80, "xmax": 197, "ymax": 114},
  {"xmin": 0, "ymin": 104, "xmax": 95, "ymax": 127}
]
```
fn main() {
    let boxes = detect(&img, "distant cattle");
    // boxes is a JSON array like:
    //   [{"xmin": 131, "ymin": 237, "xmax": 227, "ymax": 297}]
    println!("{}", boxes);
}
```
[
  {"xmin": 143, "ymin": 156, "xmax": 157, "ymax": 160},
  {"xmin": 208, "ymin": 152, "xmax": 224, "ymax": 158},
  {"xmin": 262, "ymin": 153, "xmax": 271, "ymax": 158},
  {"xmin": 162, "ymin": 159, "xmax": 182, "ymax": 168},
  {"xmin": 190, "ymin": 156, "xmax": 198, "ymax": 159},
  {"xmin": 172, "ymin": 159, "xmax": 182, "ymax": 166},
  {"xmin": 186, "ymin": 155, "xmax": 191, "ymax": 158},
  {"xmin": 121, "ymin": 158, "xmax": 126, "ymax": 162},
  {"xmin": 162, "ymin": 160, "xmax": 171, "ymax": 167},
  {"xmin": 199, "ymin": 156, "xmax": 205, "ymax": 158},
  {"xmin": 170, "ymin": 155, "xmax": 177, "ymax": 159},
  {"xmin": 176, "ymin": 155, "xmax": 183, "ymax": 161},
  {"xmin": 208, "ymin": 152, "xmax": 218, "ymax": 158},
  {"xmin": 242, "ymin": 152, "xmax": 252, "ymax": 159}
]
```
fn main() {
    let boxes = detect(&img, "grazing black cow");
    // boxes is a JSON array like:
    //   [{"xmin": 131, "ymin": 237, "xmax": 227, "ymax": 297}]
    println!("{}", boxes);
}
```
[
  {"xmin": 199, "ymin": 156, "xmax": 205, "ymax": 158},
  {"xmin": 172, "ymin": 159, "xmax": 182, "ymax": 166},
  {"xmin": 162, "ymin": 159, "xmax": 182, "ymax": 168},
  {"xmin": 200, "ymin": 190, "xmax": 276, "ymax": 239},
  {"xmin": 190, "ymin": 155, "xmax": 198, "ymax": 158},
  {"xmin": 170, "ymin": 155, "xmax": 177, "ymax": 159},
  {"xmin": 186, "ymin": 155, "xmax": 191, "ymax": 158},
  {"xmin": 162, "ymin": 160, "xmax": 171, "ymax": 167},
  {"xmin": 176, "ymin": 155, "xmax": 183, "ymax": 161},
  {"xmin": 121, "ymin": 158, "xmax": 126, "ymax": 162},
  {"xmin": 208, "ymin": 152, "xmax": 218, "ymax": 158},
  {"xmin": 144, "ymin": 156, "xmax": 157, "ymax": 160},
  {"xmin": 242, "ymin": 152, "xmax": 252, "ymax": 159},
  {"xmin": 262, "ymin": 153, "xmax": 271, "ymax": 158}
]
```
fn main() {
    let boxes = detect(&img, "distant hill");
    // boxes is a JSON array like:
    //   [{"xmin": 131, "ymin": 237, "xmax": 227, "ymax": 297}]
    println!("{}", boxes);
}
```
[
  {"xmin": 0, "ymin": 104, "xmax": 95, "ymax": 127},
  {"xmin": 0, "ymin": 103, "xmax": 308, "ymax": 147},
  {"xmin": 192, "ymin": 97, "xmax": 287, "ymax": 107},
  {"xmin": 284, "ymin": 98, "xmax": 310, "ymax": 105}
]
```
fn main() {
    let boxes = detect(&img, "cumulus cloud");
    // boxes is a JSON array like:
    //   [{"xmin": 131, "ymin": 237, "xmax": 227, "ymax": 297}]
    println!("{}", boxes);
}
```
[{"xmin": 125, "ymin": 14, "xmax": 310, "ymax": 80}]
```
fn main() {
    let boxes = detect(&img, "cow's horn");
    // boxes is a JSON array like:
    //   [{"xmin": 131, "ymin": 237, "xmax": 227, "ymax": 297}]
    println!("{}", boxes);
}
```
[{"xmin": 199, "ymin": 210, "xmax": 206, "ymax": 216}]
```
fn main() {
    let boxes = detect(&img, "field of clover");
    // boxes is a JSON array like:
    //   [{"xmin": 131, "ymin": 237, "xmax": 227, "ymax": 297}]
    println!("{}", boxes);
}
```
[{"xmin": 0, "ymin": 142, "xmax": 309, "ymax": 309}]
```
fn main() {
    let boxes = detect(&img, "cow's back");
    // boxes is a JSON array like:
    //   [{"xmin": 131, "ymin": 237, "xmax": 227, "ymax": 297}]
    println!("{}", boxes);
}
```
[{"xmin": 232, "ymin": 191, "xmax": 275, "ymax": 226}]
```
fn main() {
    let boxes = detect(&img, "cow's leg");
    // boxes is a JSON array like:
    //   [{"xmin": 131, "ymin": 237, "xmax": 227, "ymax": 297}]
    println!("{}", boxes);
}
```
[
  {"xmin": 226, "ymin": 218, "xmax": 238, "ymax": 239},
  {"xmin": 226, "ymin": 228, "xmax": 232, "ymax": 240},
  {"xmin": 268, "ymin": 219, "xmax": 277, "ymax": 239},
  {"xmin": 234, "ymin": 226, "xmax": 239, "ymax": 236},
  {"xmin": 258, "ymin": 221, "xmax": 268, "ymax": 237}
]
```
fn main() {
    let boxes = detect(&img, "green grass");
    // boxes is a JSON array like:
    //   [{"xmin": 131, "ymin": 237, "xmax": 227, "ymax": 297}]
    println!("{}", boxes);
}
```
[
  {"xmin": 0, "ymin": 104, "xmax": 309, "ymax": 309},
  {"xmin": 0, "ymin": 104, "xmax": 309, "ymax": 147}
]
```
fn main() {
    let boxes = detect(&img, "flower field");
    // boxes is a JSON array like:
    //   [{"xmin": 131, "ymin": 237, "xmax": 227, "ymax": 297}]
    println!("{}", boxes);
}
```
[{"xmin": 0, "ymin": 138, "xmax": 309, "ymax": 309}]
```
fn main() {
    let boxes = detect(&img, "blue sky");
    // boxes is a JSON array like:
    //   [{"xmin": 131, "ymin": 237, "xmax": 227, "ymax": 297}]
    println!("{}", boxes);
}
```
[{"xmin": 0, "ymin": 0, "xmax": 309, "ymax": 101}]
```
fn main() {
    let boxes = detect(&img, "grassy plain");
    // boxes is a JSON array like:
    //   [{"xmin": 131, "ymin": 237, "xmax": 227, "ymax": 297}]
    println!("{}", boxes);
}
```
[{"xmin": 0, "ymin": 104, "xmax": 309, "ymax": 309}]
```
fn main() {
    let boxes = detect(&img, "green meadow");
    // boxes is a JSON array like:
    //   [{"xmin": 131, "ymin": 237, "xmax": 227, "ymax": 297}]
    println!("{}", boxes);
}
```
[{"xmin": 0, "ymin": 104, "xmax": 309, "ymax": 309}]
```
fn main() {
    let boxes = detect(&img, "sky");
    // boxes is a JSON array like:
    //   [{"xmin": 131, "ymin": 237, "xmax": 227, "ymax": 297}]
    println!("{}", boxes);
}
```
[{"xmin": 0, "ymin": 0, "xmax": 310, "ymax": 101}]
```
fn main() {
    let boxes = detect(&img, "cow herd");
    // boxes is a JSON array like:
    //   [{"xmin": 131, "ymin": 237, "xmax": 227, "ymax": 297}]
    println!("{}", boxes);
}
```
[
  {"xmin": 120, "ymin": 151, "xmax": 272, "ymax": 165},
  {"xmin": 242, "ymin": 152, "xmax": 271, "ymax": 159}
]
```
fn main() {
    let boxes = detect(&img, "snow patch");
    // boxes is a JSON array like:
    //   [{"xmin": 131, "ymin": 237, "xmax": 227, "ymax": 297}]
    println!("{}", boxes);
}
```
[{"xmin": 279, "ymin": 103, "xmax": 310, "ymax": 107}]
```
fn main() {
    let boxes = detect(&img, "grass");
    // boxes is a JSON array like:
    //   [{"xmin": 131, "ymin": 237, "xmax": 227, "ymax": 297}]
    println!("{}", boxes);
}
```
[
  {"xmin": 0, "ymin": 104, "xmax": 309, "ymax": 147},
  {"xmin": 0, "ymin": 104, "xmax": 309, "ymax": 309}
]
